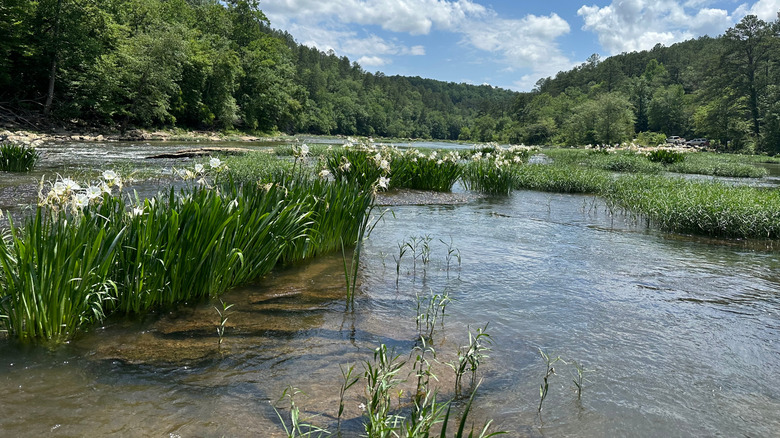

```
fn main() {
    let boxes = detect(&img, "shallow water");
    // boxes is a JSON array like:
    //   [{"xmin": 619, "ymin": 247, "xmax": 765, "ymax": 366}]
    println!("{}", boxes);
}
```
[
  {"xmin": 2, "ymin": 185, "xmax": 779, "ymax": 437},
  {"xmin": 2, "ymin": 142, "xmax": 780, "ymax": 436}
]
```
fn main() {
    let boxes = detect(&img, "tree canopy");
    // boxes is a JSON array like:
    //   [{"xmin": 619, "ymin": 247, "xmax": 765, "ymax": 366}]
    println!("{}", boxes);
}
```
[{"xmin": 1, "ymin": 3, "xmax": 778, "ymax": 152}]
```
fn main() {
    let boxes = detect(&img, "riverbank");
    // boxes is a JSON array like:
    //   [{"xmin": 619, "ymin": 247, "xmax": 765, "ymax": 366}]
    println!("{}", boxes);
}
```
[{"xmin": 0, "ymin": 128, "xmax": 289, "ymax": 145}]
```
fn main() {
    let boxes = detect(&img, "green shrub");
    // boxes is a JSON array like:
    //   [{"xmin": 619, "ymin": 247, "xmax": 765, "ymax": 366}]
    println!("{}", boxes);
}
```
[
  {"xmin": 636, "ymin": 132, "xmax": 667, "ymax": 147},
  {"xmin": 647, "ymin": 149, "xmax": 686, "ymax": 164},
  {"xmin": 0, "ymin": 142, "xmax": 39, "ymax": 172}
]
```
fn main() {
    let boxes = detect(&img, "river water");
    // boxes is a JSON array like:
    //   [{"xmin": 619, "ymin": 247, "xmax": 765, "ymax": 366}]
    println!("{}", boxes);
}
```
[{"xmin": 1, "ymin": 141, "xmax": 779, "ymax": 437}]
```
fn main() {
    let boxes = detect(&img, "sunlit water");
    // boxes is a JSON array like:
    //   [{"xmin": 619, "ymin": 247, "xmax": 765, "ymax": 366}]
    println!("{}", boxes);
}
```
[{"xmin": 1, "ymin": 142, "xmax": 780, "ymax": 436}]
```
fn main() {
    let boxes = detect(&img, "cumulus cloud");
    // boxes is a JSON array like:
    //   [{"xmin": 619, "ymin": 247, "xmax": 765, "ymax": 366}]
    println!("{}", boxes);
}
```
[
  {"xmin": 734, "ymin": 0, "xmax": 780, "ymax": 21},
  {"xmin": 461, "ymin": 13, "xmax": 574, "ymax": 88},
  {"xmin": 358, "ymin": 56, "xmax": 389, "ymax": 67},
  {"xmin": 263, "ymin": 0, "xmax": 488, "ymax": 35},
  {"xmin": 262, "ymin": 0, "xmax": 575, "ymax": 88},
  {"xmin": 577, "ymin": 0, "xmax": 778, "ymax": 56}
]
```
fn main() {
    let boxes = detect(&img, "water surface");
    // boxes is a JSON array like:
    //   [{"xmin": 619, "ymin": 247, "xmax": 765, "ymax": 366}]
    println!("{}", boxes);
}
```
[{"xmin": 2, "ymin": 185, "xmax": 779, "ymax": 436}]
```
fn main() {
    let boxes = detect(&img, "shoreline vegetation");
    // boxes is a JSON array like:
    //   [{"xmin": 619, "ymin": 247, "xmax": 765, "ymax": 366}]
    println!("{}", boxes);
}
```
[
  {"xmin": 1, "ymin": 136, "xmax": 777, "ymax": 436},
  {"xmin": 2, "ymin": 137, "xmax": 779, "ymax": 343}
]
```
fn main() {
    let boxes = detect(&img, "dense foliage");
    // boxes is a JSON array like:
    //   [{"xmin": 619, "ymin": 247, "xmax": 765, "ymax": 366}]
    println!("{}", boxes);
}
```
[
  {"xmin": 0, "ymin": 0, "xmax": 514, "ymax": 139},
  {"xmin": 523, "ymin": 14, "xmax": 780, "ymax": 153},
  {"xmin": 1, "ymin": 1, "xmax": 778, "ymax": 151}
]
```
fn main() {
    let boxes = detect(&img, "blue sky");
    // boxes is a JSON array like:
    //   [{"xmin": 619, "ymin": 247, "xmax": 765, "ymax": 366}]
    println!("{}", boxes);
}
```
[{"xmin": 259, "ymin": 0, "xmax": 780, "ymax": 91}]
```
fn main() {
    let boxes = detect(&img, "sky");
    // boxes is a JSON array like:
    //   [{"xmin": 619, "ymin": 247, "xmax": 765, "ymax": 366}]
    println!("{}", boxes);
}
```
[{"xmin": 258, "ymin": 0, "xmax": 780, "ymax": 91}]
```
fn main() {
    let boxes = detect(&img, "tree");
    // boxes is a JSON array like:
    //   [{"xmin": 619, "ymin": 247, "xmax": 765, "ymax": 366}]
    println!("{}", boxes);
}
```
[
  {"xmin": 723, "ymin": 15, "xmax": 774, "ymax": 146},
  {"xmin": 648, "ymin": 85, "xmax": 687, "ymax": 135},
  {"xmin": 564, "ymin": 92, "xmax": 634, "ymax": 145}
]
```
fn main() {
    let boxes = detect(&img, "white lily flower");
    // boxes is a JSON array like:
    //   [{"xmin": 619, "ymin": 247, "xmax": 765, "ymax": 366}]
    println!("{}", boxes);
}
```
[
  {"xmin": 86, "ymin": 185, "xmax": 102, "ymax": 199},
  {"xmin": 209, "ymin": 157, "xmax": 222, "ymax": 168},
  {"xmin": 319, "ymin": 169, "xmax": 331, "ymax": 178},
  {"xmin": 53, "ymin": 181, "xmax": 67, "ymax": 196},
  {"xmin": 194, "ymin": 163, "xmax": 204, "ymax": 174},
  {"xmin": 300, "ymin": 143, "xmax": 309, "ymax": 157},
  {"xmin": 377, "ymin": 176, "xmax": 389, "ymax": 189},
  {"xmin": 73, "ymin": 193, "xmax": 89, "ymax": 209},
  {"xmin": 102, "ymin": 170, "xmax": 118, "ymax": 182},
  {"xmin": 63, "ymin": 178, "xmax": 81, "ymax": 191}
]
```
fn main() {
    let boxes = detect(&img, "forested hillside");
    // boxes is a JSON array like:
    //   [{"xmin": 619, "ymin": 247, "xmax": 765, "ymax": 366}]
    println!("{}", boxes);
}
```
[
  {"xmin": 0, "ymin": 0, "xmax": 514, "ymax": 140},
  {"xmin": 519, "ymin": 13, "xmax": 780, "ymax": 153},
  {"xmin": 1, "ymin": 0, "xmax": 778, "ymax": 152}
]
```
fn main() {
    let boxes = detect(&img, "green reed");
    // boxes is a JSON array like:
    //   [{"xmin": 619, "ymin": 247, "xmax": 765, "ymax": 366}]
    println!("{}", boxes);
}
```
[
  {"xmin": 513, "ymin": 164, "xmax": 610, "ymax": 194},
  {"xmin": 537, "ymin": 348, "xmax": 564, "ymax": 412},
  {"xmin": 585, "ymin": 151, "xmax": 663, "ymax": 174},
  {"xmin": 448, "ymin": 324, "xmax": 491, "ymax": 399},
  {"xmin": 0, "ymin": 205, "xmax": 122, "ymax": 343},
  {"xmin": 272, "ymin": 386, "xmax": 330, "ymax": 438},
  {"xmin": 0, "ymin": 142, "xmax": 39, "ymax": 172},
  {"xmin": 605, "ymin": 175, "xmax": 780, "ymax": 239},
  {"xmin": 214, "ymin": 299, "xmax": 234, "ymax": 348},
  {"xmin": 325, "ymin": 141, "xmax": 390, "ymax": 189},
  {"xmin": 646, "ymin": 149, "xmax": 685, "ymax": 164},
  {"xmin": 390, "ymin": 149, "xmax": 462, "ymax": 192},
  {"xmin": 666, "ymin": 152, "xmax": 768, "ymax": 178},
  {"xmin": 461, "ymin": 157, "xmax": 517, "ymax": 196},
  {"xmin": 0, "ymin": 164, "xmax": 374, "ymax": 342}
]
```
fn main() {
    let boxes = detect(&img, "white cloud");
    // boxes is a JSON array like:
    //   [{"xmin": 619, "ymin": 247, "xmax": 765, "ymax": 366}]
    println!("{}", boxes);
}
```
[
  {"xmin": 577, "ymin": 0, "xmax": 743, "ymax": 55},
  {"xmin": 262, "ymin": 0, "xmax": 575, "ymax": 91},
  {"xmin": 461, "ymin": 13, "xmax": 574, "ymax": 89},
  {"xmin": 262, "ymin": 0, "xmax": 488, "ymax": 35},
  {"xmin": 358, "ymin": 56, "xmax": 389, "ymax": 67},
  {"xmin": 578, "ymin": 0, "xmax": 779, "ymax": 56},
  {"xmin": 734, "ymin": 0, "xmax": 780, "ymax": 21}
]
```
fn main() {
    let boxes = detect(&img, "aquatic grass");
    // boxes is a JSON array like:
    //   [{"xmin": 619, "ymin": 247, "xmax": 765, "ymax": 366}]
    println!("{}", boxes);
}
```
[
  {"xmin": 0, "ymin": 142, "xmax": 39, "ymax": 172},
  {"xmin": 274, "ymin": 143, "xmax": 332, "ymax": 158},
  {"xmin": 0, "ymin": 205, "xmax": 123, "ymax": 343},
  {"xmin": 666, "ymin": 152, "xmax": 768, "ymax": 178},
  {"xmin": 646, "ymin": 149, "xmax": 685, "ymax": 164},
  {"xmin": 214, "ymin": 299, "xmax": 233, "ymax": 348},
  {"xmin": 338, "ymin": 364, "xmax": 360, "ymax": 431},
  {"xmin": 273, "ymin": 386, "xmax": 330, "ymax": 437},
  {"xmin": 570, "ymin": 360, "xmax": 590, "ymax": 400},
  {"xmin": 586, "ymin": 151, "xmax": 663, "ymax": 174},
  {"xmin": 461, "ymin": 159, "xmax": 515, "ymax": 196},
  {"xmin": 390, "ymin": 149, "xmax": 462, "ymax": 192},
  {"xmin": 439, "ymin": 236, "xmax": 461, "ymax": 275},
  {"xmin": 605, "ymin": 175, "xmax": 780, "ymax": 238},
  {"xmin": 325, "ymin": 140, "xmax": 391, "ymax": 189},
  {"xmin": 448, "ymin": 324, "xmax": 491, "ymax": 399},
  {"xmin": 362, "ymin": 344, "xmax": 407, "ymax": 437},
  {"xmin": 223, "ymin": 150, "xmax": 293, "ymax": 184},
  {"xmin": 538, "ymin": 349, "xmax": 564, "ymax": 412},
  {"xmin": 0, "ymin": 164, "xmax": 374, "ymax": 342},
  {"xmin": 513, "ymin": 164, "xmax": 610, "ymax": 194},
  {"xmin": 112, "ymin": 182, "xmax": 312, "ymax": 313}
]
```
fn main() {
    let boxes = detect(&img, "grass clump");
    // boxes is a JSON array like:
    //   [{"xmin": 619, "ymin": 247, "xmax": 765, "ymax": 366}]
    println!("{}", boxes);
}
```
[
  {"xmin": 460, "ymin": 144, "xmax": 535, "ymax": 195},
  {"xmin": 513, "ymin": 164, "xmax": 609, "ymax": 194},
  {"xmin": 325, "ymin": 139, "xmax": 391, "ymax": 190},
  {"xmin": 586, "ymin": 151, "xmax": 663, "ymax": 174},
  {"xmin": 390, "ymin": 149, "xmax": 462, "ymax": 192},
  {"xmin": 666, "ymin": 152, "xmax": 768, "ymax": 178},
  {"xmin": 605, "ymin": 175, "xmax": 780, "ymax": 238},
  {"xmin": 646, "ymin": 149, "xmax": 685, "ymax": 164},
  {"xmin": 0, "ymin": 159, "xmax": 375, "ymax": 342},
  {"xmin": 0, "ymin": 142, "xmax": 39, "ymax": 172}
]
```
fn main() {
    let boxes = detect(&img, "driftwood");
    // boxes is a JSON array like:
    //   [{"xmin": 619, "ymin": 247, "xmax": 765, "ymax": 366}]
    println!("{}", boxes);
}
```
[{"xmin": 145, "ymin": 147, "xmax": 252, "ymax": 159}]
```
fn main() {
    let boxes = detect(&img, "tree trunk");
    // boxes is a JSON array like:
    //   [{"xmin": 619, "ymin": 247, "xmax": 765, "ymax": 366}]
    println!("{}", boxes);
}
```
[{"xmin": 43, "ymin": 0, "xmax": 62, "ymax": 117}]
